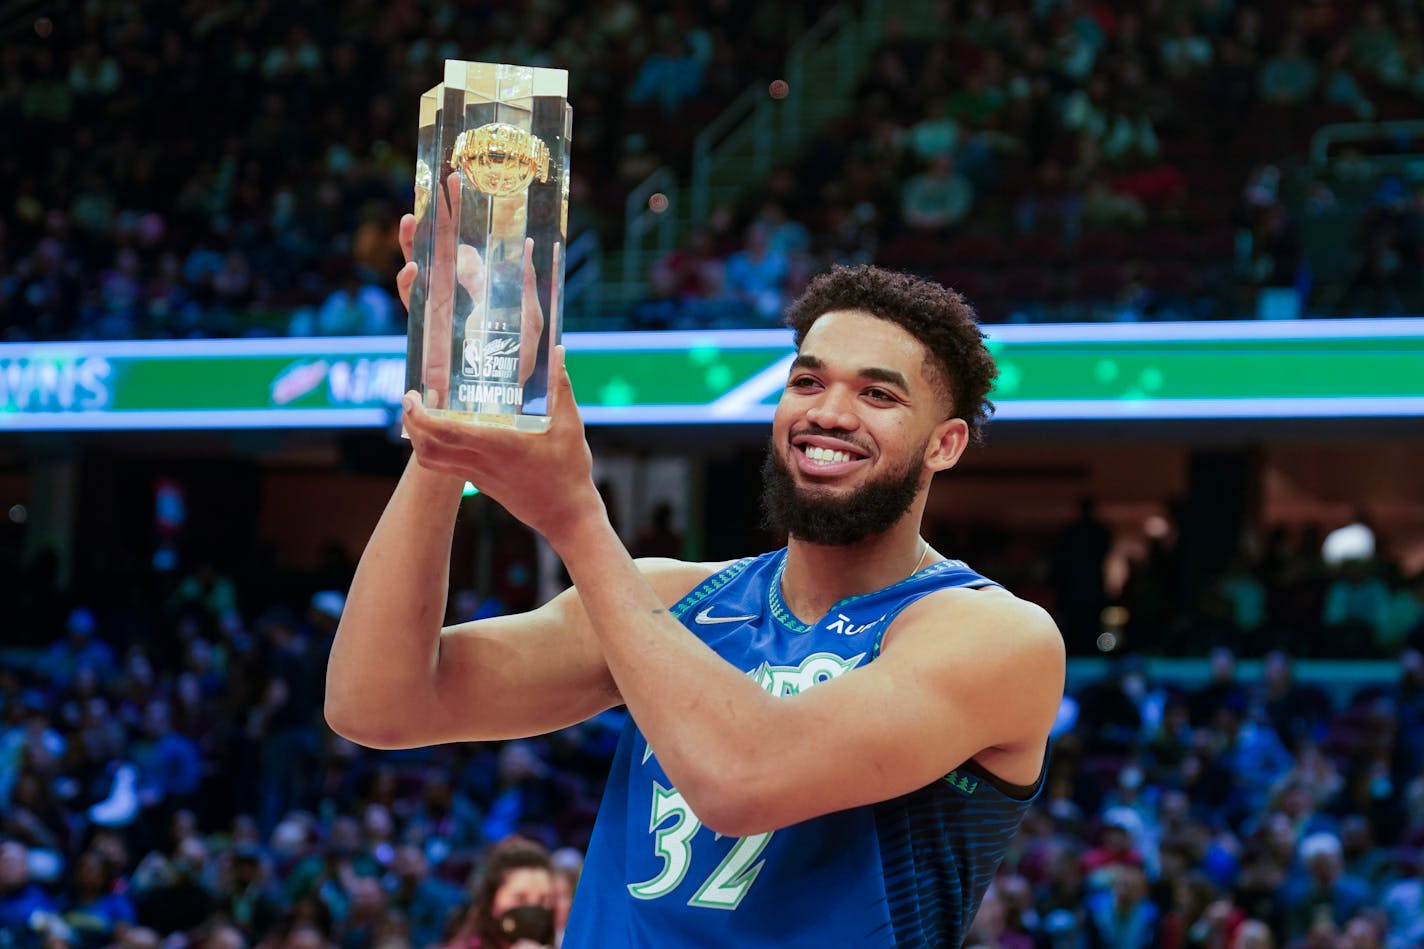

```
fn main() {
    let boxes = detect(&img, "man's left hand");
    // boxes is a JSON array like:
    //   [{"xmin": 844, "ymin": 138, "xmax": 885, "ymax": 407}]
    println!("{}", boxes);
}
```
[{"xmin": 400, "ymin": 345, "xmax": 604, "ymax": 547}]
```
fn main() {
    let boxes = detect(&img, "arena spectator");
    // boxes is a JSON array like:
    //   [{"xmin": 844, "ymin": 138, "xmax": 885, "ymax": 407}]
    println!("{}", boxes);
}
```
[
  {"xmin": 132, "ymin": 835, "xmax": 216, "ymax": 936},
  {"xmin": 445, "ymin": 837, "xmax": 555, "ymax": 949},
  {"xmin": 37, "ymin": 608, "xmax": 116, "ymax": 692},
  {"xmin": 905, "ymin": 99, "xmax": 960, "ymax": 163},
  {"xmin": 131, "ymin": 699, "xmax": 203, "ymax": 816},
  {"xmin": 722, "ymin": 224, "xmax": 790, "ymax": 323},
  {"xmin": 1280, "ymin": 832, "xmax": 1374, "ymax": 940},
  {"xmin": 1259, "ymin": 33, "xmax": 1319, "ymax": 106},
  {"xmin": 964, "ymin": 879, "xmax": 1034, "ymax": 949},
  {"xmin": 1324, "ymin": 559, "xmax": 1394, "ymax": 653},
  {"xmin": 1258, "ymin": 651, "xmax": 1335, "ymax": 749},
  {"xmin": 64, "ymin": 847, "xmax": 138, "ymax": 943},
  {"xmin": 1159, "ymin": 15, "xmax": 1214, "ymax": 82},
  {"xmin": 1083, "ymin": 865, "xmax": 1159, "ymax": 949},
  {"xmin": 215, "ymin": 845, "xmax": 282, "ymax": 941},
  {"xmin": 387, "ymin": 844, "xmax": 466, "ymax": 949},
  {"xmin": 0, "ymin": 840, "xmax": 57, "ymax": 947},
  {"xmin": 1382, "ymin": 860, "xmax": 1424, "ymax": 948},
  {"xmin": 548, "ymin": 848, "xmax": 581, "ymax": 949},
  {"xmin": 627, "ymin": 35, "xmax": 704, "ymax": 115},
  {"xmin": 900, "ymin": 153, "xmax": 975, "ymax": 233}
]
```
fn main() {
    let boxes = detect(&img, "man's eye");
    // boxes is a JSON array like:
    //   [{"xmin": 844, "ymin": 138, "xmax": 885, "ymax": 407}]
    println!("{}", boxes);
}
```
[
  {"xmin": 790, "ymin": 377, "xmax": 818, "ymax": 388},
  {"xmin": 866, "ymin": 388, "xmax": 895, "ymax": 401}
]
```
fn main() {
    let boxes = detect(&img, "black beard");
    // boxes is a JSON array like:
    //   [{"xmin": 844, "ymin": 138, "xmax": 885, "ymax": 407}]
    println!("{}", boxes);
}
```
[{"xmin": 759, "ymin": 437, "xmax": 926, "ymax": 546}]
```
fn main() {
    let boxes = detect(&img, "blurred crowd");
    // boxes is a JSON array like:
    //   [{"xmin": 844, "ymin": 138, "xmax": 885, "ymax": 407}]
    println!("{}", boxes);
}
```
[
  {"xmin": 1, "ymin": 0, "xmax": 828, "ymax": 342},
  {"xmin": 1, "ymin": 562, "xmax": 610, "ymax": 949},
  {"xmin": 3, "ymin": 506, "xmax": 1424, "ymax": 949},
  {"xmin": 971, "ymin": 641, "xmax": 1424, "ymax": 949},
  {"xmin": 8, "ymin": 2, "xmax": 1424, "ymax": 341},
  {"xmin": 642, "ymin": 0, "xmax": 1424, "ymax": 328}
]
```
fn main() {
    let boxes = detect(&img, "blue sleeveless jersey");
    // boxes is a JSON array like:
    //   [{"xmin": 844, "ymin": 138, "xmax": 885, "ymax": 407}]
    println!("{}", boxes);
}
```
[{"xmin": 563, "ymin": 549, "xmax": 1046, "ymax": 949}]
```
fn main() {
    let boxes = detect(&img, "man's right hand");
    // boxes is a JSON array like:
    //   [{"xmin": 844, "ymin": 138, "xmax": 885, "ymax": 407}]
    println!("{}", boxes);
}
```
[
  {"xmin": 398, "ymin": 172, "xmax": 466, "ymax": 410},
  {"xmin": 396, "ymin": 175, "xmax": 548, "ymax": 408}
]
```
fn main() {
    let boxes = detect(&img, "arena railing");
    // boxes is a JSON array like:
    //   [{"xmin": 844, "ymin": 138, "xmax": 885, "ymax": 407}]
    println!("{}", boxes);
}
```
[
  {"xmin": 603, "ymin": 0, "xmax": 884, "ymax": 321},
  {"xmin": 1309, "ymin": 119, "xmax": 1424, "ymax": 169}
]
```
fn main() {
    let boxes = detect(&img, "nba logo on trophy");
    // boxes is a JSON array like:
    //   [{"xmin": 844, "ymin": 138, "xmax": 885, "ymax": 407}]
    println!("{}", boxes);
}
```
[{"xmin": 462, "ymin": 336, "xmax": 520, "ymax": 381}]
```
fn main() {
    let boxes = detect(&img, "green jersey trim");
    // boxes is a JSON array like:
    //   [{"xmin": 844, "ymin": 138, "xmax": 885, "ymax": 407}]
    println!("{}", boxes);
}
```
[{"xmin": 669, "ymin": 558, "xmax": 756, "ymax": 620}]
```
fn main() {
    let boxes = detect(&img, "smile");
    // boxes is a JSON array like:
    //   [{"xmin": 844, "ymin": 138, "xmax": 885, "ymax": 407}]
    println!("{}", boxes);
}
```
[
  {"xmin": 791, "ymin": 434, "xmax": 871, "ymax": 476},
  {"xmin": 804, "ymin": 446, "xmax": 856, "ymax": 464}
]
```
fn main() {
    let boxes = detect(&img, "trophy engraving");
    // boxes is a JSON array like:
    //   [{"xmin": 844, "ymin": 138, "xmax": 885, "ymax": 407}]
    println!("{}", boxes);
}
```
[{"xmin": 406, "ymin": 61, "xmax": 571, "ymax": 432}]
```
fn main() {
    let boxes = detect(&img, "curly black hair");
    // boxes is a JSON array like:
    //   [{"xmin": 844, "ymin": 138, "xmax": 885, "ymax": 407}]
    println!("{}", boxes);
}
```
[{"xmin": 783, "ymin": 265, "xmax": 999, "ymax": 444}]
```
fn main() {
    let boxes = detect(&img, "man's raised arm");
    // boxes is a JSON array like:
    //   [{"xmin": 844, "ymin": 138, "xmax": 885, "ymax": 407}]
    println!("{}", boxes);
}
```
[
  {"xmin": 324, "ymin": 202, "xmax": 624, "ymax": 749},
  {"xmin": 324, "ymin": 444, "xmax": 621, "ymax": 749},
  {"xmin": 325, "ymin": 451, "xmax": 720, "ymax": 749},
  {"xmin": 328, "ymin": 207, "xmax": 721, "ymax": 749}
]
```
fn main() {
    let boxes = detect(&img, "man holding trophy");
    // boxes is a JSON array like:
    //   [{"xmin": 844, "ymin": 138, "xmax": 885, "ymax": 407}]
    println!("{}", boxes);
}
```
[{"xmin": 326, "ymin": 60, "xmax": 1064, "ymax": 948}]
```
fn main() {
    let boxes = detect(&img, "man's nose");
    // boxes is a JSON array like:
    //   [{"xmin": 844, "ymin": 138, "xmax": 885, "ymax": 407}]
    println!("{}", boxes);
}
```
[{"xmin": 806, "ymin": 388, "xmax": 859, "ymax": 431}]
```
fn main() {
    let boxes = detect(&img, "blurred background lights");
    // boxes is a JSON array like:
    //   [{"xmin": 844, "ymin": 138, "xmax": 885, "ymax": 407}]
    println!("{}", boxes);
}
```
[{"xmin": 1322, "ymin": 521, "xmax": 1375, "ymax": 565}]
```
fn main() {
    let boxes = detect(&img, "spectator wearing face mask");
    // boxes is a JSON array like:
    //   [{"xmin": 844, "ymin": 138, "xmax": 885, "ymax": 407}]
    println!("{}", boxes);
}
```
[{"xmin": 446, "ymin": 837, "xmax": 556, "ymax": 949}]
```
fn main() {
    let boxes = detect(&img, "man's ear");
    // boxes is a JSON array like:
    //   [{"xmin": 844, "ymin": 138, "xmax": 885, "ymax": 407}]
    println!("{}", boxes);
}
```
[{"xmin": 925, "ymin": 417, "xmax": 969, "ymax": 473}]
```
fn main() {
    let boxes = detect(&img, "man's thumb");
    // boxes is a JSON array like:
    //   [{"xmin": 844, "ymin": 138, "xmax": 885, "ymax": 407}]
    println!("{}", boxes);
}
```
[{"xmin": 549, "ymin": 345, "xmax": 577, "ymax": 416}]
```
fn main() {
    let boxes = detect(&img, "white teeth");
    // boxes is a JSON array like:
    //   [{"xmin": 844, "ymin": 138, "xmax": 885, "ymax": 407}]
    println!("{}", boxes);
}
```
[{"xmin": 805, "ymin": 446, "xmax": 853, "ymax": 464}]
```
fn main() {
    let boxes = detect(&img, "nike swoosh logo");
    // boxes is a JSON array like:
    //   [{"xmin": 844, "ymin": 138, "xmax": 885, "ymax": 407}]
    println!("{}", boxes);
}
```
[{"xmin": 694, "ymin": 606, "xmax": 757, "ymax": 625}]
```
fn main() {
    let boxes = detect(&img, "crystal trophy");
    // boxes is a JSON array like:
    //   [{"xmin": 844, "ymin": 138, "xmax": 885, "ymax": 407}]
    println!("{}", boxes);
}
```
[{"xmin": 407, "ymin": 61, "xmax": 571, "ymax": 432}]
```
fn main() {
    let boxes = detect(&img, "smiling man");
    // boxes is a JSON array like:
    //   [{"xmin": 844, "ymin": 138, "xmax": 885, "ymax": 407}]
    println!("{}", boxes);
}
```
[{"xmin": 326, "ymin": 253, "xmax": 1065, "ymax": 948}]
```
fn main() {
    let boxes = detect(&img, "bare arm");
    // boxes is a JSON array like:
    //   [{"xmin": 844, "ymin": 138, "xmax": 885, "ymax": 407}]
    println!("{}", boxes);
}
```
[
  {"xmin": 324, "ymin": 453, "xmax": 719, "ymax": 748},
  {"xmin": 327, "ymin": 204, "xmax": 685, "ymax": 749},
  {"xmin": 323, "ymin": 456, "xmax": 464, "ymax": 746}
]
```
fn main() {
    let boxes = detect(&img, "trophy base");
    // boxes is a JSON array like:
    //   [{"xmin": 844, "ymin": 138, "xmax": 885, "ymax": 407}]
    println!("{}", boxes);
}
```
[{"xmin": 426, "ymin": 408, "xmax": 553, "ymax": 433}]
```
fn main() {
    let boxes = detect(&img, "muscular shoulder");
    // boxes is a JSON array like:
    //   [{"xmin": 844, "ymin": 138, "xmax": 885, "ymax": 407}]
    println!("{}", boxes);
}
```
[
  {"xmin": 634, "ymin": 557, "xmax": 739, "ymax": 608},
  {"xmin": 884, "ymin": 585, "xmax": 1065, "ymax": 711},
  {"xmin": 894, "ymin": 584, "xmax": 1061, "ymax": 650}
]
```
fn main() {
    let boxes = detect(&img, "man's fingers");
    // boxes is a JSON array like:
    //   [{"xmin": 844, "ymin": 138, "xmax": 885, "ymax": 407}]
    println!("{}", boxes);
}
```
[
  {"xmin": 396, "ymin": 261, "xmax": 417, "ymax": 311},
  {"xmin": 518, "ymin": 238, "xmax": 545, "ymax": 386},
  {"xmin": 403, "ymin": 391, "xmax": 508, "ymax": 457},
  {"xmin": 549, "ymin": 241, "xmax": 562, "ymax": 326},
  {"xmin": 522, "ymin": 236, "xmax": 537, "ymax": 292},
  {"xmin": 456, "ymin": 244, "xmax": 485, "ymax": 306},
  {"xmin": 424, "ymin": 173, "xmax": 463, "ymax": 402},
  {"xmin": 548, "ymin": 344, "xmax": 580, "ymax": 426},
  {"xmin": 398, "ymin": 213, "xmax": 416, "ymax": 264},
  {"xmin": 436, "ymin": 173, "xmax": 457, "ymax": 231}
]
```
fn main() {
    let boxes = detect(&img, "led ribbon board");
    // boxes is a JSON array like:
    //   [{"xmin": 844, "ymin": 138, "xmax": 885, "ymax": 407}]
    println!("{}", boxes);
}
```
[{"xmin": 2, "ymin": 321, "xmax": 1422, "ymax": 431}]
